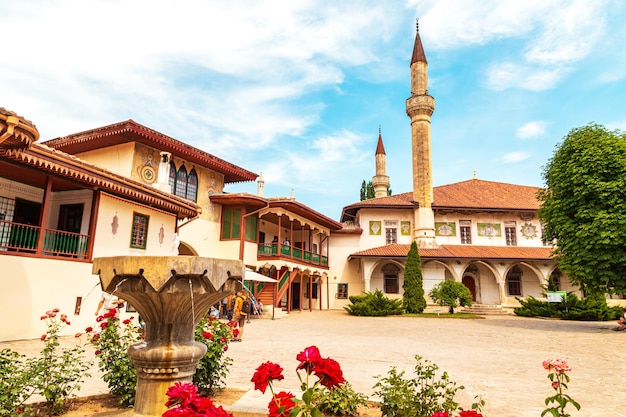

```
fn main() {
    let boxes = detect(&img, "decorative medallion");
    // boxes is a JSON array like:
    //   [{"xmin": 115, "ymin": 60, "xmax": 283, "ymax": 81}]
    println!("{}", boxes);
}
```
[
  {"xmin": 435, "ymin": 222, "xmax": 456, "ymax": 236},
  {"xmin": 521, "ymin": 222, "xmax": 537, "ymax": 239},
  {"xmin": 140, "ymin": 165, "xmax": 157, "ymax": 183}
]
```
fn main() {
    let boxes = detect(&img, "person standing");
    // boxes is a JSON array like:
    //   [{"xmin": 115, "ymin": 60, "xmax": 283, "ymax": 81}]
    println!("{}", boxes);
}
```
[
  {"xmin": 95, "ymin": 291, "xmax": 125, "ymax": 317},
  {"xmin": 231, "ymin": 291, "xmax": 247, "ymax": 341}
]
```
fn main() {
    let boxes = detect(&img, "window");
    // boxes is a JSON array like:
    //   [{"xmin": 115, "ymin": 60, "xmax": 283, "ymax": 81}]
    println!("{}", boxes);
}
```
[
  {"xmin": 384, "ymin": 220, "xmax": 398, "ymax": 244},
  {"xmin": 169, "ymin": 163, "xmax": 199, "ymax": 202},
  {"xmin": 244, "ymin": 214, "xmax": 258, "ymax": 241},
  {"xmin": 382, "ymin": 263, "xmax": 400, "ymax": 294},
  {"xmin": 460, "ymin": 220, "xmax": 471, "ymax": 244},
  {"xmin": 505, "ymin": 221, "xmax": 517, "ymax": 246},
  {"xmin": 130, "ymin": 212, "xmax": 149, "ymax": 249},
  {"xmin": 168, "ymin": 162, "xmax": 176, "ymax": 193},
  {"xmin": 175, "ymin": 166, "xmax": 188, "ymax": 197},
  {"xmin": 186, "ymin": 169, "xmax": 198, "ymax": 202},
  {"xmin": 221, "ymin": 207, "xmax": 241, "ymax": 239},
  {"xmin": 337, "ymin": 283, "xmax": 348, "ymax": 299},
  {"xmin": 506, "ymin": 265, "xmax": 522, "ymax": 296}
]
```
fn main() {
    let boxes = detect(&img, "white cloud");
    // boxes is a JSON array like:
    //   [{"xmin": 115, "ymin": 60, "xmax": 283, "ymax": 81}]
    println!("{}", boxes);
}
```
[
  {"xmin": 502, "ymin": 152, "xmax": 531, "ymax": 163},
  {"xmin": 485, "ymin": 62, "xmax": 566, "ymax": 91},
  {"xmin": 516, "ymin": 121, "xmax": 547, "ymax": 139}
]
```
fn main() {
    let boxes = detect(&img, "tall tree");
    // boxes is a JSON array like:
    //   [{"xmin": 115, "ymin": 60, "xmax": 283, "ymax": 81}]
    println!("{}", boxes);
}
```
[
  {"xmin": 359, "ymin": 180, "xmax": 376, "ymax": 201},
  {"xmin": 539, "ymin": 123, "xmax": 626, "ymax": 295},
  {"xmin": 403, "ymin": 241, "xmax": 427, "ymax": 313}
]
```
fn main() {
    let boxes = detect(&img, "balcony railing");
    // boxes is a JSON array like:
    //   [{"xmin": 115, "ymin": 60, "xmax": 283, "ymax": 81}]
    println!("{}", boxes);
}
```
[
  {"xmin": 257, "ymin": 243, "xmax": 328, "ymax": 267},
  {"xmin": 0, "ymin": 220, "xmax": 89, "ymax": 259}
]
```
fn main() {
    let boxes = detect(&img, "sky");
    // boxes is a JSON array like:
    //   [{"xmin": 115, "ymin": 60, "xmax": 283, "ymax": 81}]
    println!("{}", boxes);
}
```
[{"xmin": 2, "ymin": 0, "xmax": 626, "ymax": 219}]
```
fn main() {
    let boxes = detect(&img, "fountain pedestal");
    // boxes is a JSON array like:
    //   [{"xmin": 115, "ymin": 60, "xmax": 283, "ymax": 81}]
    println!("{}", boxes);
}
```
[{"xmin": 93, "ymin": 256, "xmax": 243, "ymax": 417}]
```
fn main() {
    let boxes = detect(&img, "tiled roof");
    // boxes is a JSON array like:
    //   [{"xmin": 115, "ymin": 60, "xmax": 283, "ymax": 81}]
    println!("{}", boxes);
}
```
[
  {"xmin": 433, "ymin": 179, "xmax": 541, "ymax": 210},
  {"xmin": 43, "ymin": 120, "xmax": 257, "ymax": 184},
  {"xmin": 341, "ymin": 179, "xmax": 542, "ymax": 222},
  {"xmin": 349, "ymin": 244, "xmax": 553, "ymax": 261}
]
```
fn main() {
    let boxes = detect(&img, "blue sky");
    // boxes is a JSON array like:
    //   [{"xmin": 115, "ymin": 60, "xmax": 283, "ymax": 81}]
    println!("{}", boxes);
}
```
[{"xmin": 2, "ymin": 0, "xmax": 626, "ymax": 219}]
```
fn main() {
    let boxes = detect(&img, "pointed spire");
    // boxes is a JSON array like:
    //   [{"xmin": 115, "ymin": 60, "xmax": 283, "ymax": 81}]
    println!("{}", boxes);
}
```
[
  {"xmin": 411, "ymin": 19, "xmax": 427, "ymax": 65},
  {"xmin": 376, "ymin": 125, "xmax": 386, "ymax": 155}
]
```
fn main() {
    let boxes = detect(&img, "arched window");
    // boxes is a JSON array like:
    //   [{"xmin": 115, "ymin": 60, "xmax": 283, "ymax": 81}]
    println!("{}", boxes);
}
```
[
  {"xmin": 186, "ymin": 169, "xmax": 198, "ymax": 202},
  {"xmin": 382, "ymin": 263, "xmax": 400, "ymax": 294},
  {"xmin": 506, "ymin": 265, "xmax": 523, "ymax": 296},
  {"xmin": 548, "ymin": 269, "xmax": 562, "ymax": 291},
  {"xmin": 168, "ymin": 162, "xmax": 177, "ymax": 194},
  {"xmin": 175, "ymin": 166, "xmax": 188, "ymax": 198}
]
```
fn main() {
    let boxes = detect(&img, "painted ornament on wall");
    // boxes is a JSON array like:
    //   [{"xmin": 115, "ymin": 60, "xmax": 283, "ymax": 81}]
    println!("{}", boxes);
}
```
[
  {"xmin": 137, "ymin": 149, "xmax": 157, "ymax": 184},
  {"xmin": 401, "ymin": 221, "xmax": 411, "ymax": 236},
  {"xmin": 521, "ymin": 222, "xmax": 537, "ymax": 239},
  {"xmin": 111, "ymin": 212, "xmax": 119, "ymax": 237},
  {"xmin": 435, "ymin": 222, "xmax": 456, "ymax": 236},
  {"xmin": 369, "ymin": 221, "xmax": 381, "ymax": 235},
  {"xmin": 477, "ymin": 223, "xmax": 501, "ymax": 237}
]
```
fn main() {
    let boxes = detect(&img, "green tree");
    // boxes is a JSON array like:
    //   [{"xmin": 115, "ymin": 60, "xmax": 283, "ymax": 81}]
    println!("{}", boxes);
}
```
[
  {"xmin": 428, "ymin": 280, "xmax": 473, "ymax": 314},
  {"xmin": 539, "ymin": 123, "xmax": 626, "ymax": 295},
  {"xmin": 403, "ymin": 241, "xmax": 426, "ymax": 313},
  {"xmin": 359, "ymin": 180, "xmax": 375, "ymax": 201}
]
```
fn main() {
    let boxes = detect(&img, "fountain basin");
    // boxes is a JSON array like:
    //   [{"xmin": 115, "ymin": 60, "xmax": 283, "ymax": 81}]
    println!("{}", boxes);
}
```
[{"xmin": 92, "ymin": 256, "xmax": 244, "ymax": 417}]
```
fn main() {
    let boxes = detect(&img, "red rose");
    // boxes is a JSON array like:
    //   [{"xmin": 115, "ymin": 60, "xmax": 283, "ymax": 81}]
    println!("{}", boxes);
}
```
[
  {"xmin": 459, "ymin": 411, "xmax": 483, "ymax": 417},
  {"xmin": 431, "ymin": 412, "xmax": 449, "ymax": 417},
  {"xmin": 123, "ymin": 319, "xmax": 131, "ymax": 325},
  {"xmin": 85, "ymin": 326, "xmax": 93, "ymax": 333},
  {"xmin": 220, "ymin": 337, "xmax": 226, "ymax": 343},
  {"xmin": 40, "ymin": 334, "xmax": 46, "ymax": 341},
  {"xmin": 165, "ymin": 382, "xmax": 198, "ymax": 408},
  {"xmin": 223, "ymin": 345, "xmax": 228, "ymax": 351},
  {"xmin": 75, "ymin": 333, "xmax": 82, "ymax": 338},
  {"xmin": 95, "ymin": 350, "xmax": 101, "ymax": 355},
  {"xmin": 296, "ymin": 346, "xmax": 322, "ymax": 373},
  {"xmin": 268, "ymin": 391, "xmax": 296, "ymax": 417},
  {"xmin": 52, "ymin": 308, "xmax": 60, "ymax": 313},
  {"xmin": 203, "ymin": 331, "xmax": 213, "ymax": 339},
  {"xmin": 252, "ymin": 361, "xmax": 285, "ymax": 393},
  {"xmin": 100, "ymin": 322, "xmax": 108, "ymax": 329},
  {"xmin": 40, "ymin": 315, "xmax": 47, "ymax": 320},
  {"xmin": 313, "ymin": 357, "xmax": 345, "ymax": 389},
  {"xmin": 233, "ymin": 329, "xmax": 239, "ymax": 337}
]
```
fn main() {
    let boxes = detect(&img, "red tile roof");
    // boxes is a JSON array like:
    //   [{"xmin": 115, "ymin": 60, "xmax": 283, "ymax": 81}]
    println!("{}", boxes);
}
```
[
  {"xmin": 349, "ymin": 244, "xmax": 553, "ymax": 261},
  {"xmin": 341, "ymin": 179, "xmax": 542, "ymax": 222},
  {"xmin": 434, "ymin": 179, "xmax": 541, "ymax": 210},
  {"xmin": 42, "ymin": 120, "xmax": 257, "ymax": 184}
]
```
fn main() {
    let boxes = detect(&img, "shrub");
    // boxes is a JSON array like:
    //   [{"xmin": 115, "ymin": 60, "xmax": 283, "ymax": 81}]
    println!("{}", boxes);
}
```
[
  {"xmin": 514, "ymin": 293, "xmax": 622, "ymax": 321},
  {"xmin": 344, "ymin": 290, "xmax": 403, "ymax": 316},
  {"xmin": 373, "ymin": 355, "xmax": 464, "ymax": 417},
  {"xmin": 29, "ymin": 309, "xmax": 91, "ymax": 415},
  {"xmin": 193, "ymin": 316, "xmax": 234, "ymax": 395},
  {"xmin": 429, "ymin": 280, "xmax": 473, "ymax": 314},
  {"xmin": 88, "ymin": 309, "xmax": 142, "ymax": 406},
  {"xmin": 315, "ymin": 381, "xmax": 368, "ymax": 417},
  {"xmin": 0, "ymin": 349, "xmax": 34, "ymax": 416}
]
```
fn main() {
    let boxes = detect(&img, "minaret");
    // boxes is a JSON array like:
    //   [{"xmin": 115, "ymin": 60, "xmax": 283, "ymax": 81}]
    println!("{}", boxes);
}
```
[
  {"xmin": 372, "ymin": 126, "xmax": 390, "ymax": 198},
  {"xmin": 406, "ymin": 20, "xmax": 436, "ymax": 248}
]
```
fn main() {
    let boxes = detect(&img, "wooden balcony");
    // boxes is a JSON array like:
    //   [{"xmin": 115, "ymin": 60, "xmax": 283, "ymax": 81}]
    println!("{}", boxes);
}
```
[
  {"xmin": 257, "ymin": 243, "xmax": 328, "ymax": 267},
  {"xmin": 0, "ymin": 220, "xmax": 89, "ymax": 259}
]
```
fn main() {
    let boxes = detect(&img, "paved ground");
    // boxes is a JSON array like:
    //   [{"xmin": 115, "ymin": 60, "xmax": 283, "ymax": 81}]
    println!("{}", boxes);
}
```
[{"xmin": 3, "ymin": 310, "xmax": 625, "ymax": 417}]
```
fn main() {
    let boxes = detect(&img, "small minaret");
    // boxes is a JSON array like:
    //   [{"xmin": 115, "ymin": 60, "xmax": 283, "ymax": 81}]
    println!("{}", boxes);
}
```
[
  {"xmin": 372, "ymin": 126, "xmax": 390, "ymax": 198},
  {"xmin": 257, "ymin": 171, "xmax": 265, "ymax": 196},
  {"xmin": 406, "ymin": 20, "xmax": 436, "ymax": 248}
]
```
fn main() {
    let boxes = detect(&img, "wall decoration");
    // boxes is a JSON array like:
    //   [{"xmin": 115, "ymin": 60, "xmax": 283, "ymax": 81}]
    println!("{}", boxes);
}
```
[
  {"xmin": 400, "ymin": 221, "xmax": 411, "ymax": 236},
  {"xmin": 369, "ymin": 221, "xmax": 382, "ymax": 235},
  {"xmin": 158, "ymin": 225, "xmax": 165, "ymax": 245},
  {"xmin": 521, "ymin": 222, "xmax": 537, "ymax": 239},
  {"xmin": 435, "ymin": 222, "xmax": 456, "ymax": 236},
  {"xmin": 477, "ymin": 223, "xmax": 501, "ymax": 237},
  {"xmin": 111, "ymin": 212, "xmax": 119, "ymax": 237},
  {"xmin": 137, "ymin": 148, "xmax": 157, "ymax": 184}
]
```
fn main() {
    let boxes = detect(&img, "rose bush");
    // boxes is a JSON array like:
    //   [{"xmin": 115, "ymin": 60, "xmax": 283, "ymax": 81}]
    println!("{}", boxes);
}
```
[
  {"xmin": 541, "ymin": 358, "xmax": 580, "ymax": 417},
  {"xmin": 251, "ymin": 345, "xmax": 346, "ymax": 417},
  {"xmin": 162, "ymin": 382, "xmax": 233, "ymax": 417}
]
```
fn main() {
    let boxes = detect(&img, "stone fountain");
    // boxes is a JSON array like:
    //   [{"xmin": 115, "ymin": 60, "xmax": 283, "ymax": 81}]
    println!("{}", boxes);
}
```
[{"xmin": 92, "ymin": 256, "xmax": 243, "ymax": 417}]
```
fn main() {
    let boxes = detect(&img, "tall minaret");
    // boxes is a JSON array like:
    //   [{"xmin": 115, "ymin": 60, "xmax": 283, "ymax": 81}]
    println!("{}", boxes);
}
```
[
  {"xmin": 257, "ymin": 171, "xmax": 265, "ymax": 196},
  {"xmin": 406, "ymin": 20, "xmax": 436, "ymax": 248},
  {"xmin": 372, "ymin": 126, "xmax": 390, "ymax": 198}
]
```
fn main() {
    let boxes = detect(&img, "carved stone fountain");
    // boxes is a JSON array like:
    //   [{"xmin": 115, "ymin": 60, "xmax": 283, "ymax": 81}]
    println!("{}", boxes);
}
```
[{"xmin": 92, "ymin": 256, "xmax": 243, "ymax": 416}]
